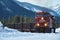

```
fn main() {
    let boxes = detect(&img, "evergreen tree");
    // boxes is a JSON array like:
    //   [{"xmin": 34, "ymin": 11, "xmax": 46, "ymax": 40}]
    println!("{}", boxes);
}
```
[
  {"xmin": 25, "ymin": 16, "xmax": 29, "ymax": 23},
  {"xmin": 20, "ymin": 16, "xmax": 24, "ymax": 31},
  {"xmin": 14, "ymin": 15, "xmax": 20, "ymax": 24},
  {"xmin": 8, "ymin": 16, "xmax": 12, "ymax": 24},
  {"xmin": 29, "ymin": 18, "xmax": 34, "ymax": 23},
  {"xmin": 20, "ymin": 16, "xmax": 23, "ymax": 24},
  {"xmin": 1, "ymin": 17, "xmax": 6, "ymax": 29},
  {"xmin": 54, "ymin": 18, "xmax": 59, "ymax": 28},
  {"xmin": 24, "ymin": 16, "xmax": 29, "ymax": 23},
  {"xmin": 1, "ymin": 17, "xmax": 6, "ymax": 25}
]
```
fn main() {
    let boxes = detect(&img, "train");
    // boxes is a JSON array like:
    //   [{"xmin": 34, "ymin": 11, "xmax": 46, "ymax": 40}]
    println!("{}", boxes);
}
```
[
  {"xmin": 35, "ymin": 12, "xmax": 55, "ymax": 33},
  {"xmin": 4, "ymin": 12, "xmax": 56, "ymax": 33}
]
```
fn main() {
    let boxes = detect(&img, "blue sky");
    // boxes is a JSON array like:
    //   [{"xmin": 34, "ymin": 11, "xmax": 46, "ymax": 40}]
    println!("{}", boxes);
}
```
[{"xmin": 16, "ymin": 0, "xmax": 60, "ymax": 8}]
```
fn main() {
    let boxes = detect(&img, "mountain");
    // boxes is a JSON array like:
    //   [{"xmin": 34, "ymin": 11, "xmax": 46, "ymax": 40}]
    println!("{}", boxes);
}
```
[
  {"xmin": 51, "ymin": 4, "xmax": 60, "ymax": 15},
  {"xmin": 0, "ymin": 0, "xmax": 35, "ymax": 20},
  {"xmin": 15, "ymin": 1, "xmax": 60, "ymax": 16}
]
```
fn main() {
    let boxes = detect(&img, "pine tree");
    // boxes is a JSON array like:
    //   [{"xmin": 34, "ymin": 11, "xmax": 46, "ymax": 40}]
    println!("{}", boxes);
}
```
[
  {"xmin": 1, "ymin": 17, "xmax": 6, "ymax": 29},
  {"xmin": 20, "ymin": 16, "xmax": 23, "ymax": 24},
  {"xmin": 1, "ymin": 17, "xmax": 6, "ymax": 25},
  {"xmin": 54, "ymin": 18, "xmax": 59, "ymax": 28},
  {"xmin": 8, "ymin": 16, "xmax": 12, "ymax": 24},
  {"xmin": 14, "ymin": 15, "xmax": 20, "ymax": 24},
  {"xmin": 25, "ymin": 17, "xmax": 29, "ymax": 23},
  {"xmin": 29, "ymin": 18, "xmax": 34, "ymax": 23},
  {"xmin": 24, "ymin": 16, "xmax": 29, "ymax": 23},
  {"xmin": 20, "ymin": 16, "xmax": 24, "ymax": 31}
]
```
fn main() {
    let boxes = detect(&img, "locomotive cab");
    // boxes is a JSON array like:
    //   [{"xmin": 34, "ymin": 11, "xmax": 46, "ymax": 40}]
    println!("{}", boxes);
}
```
[{"xmin": 35, "ymin": 12, "xmax": 55, "ymax": 33}]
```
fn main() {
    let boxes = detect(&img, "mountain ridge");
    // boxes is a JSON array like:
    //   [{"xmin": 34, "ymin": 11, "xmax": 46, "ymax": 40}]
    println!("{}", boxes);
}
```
[
  {"xmin": 15, "ymin": 1, "xmax": 60, "ymax": 17},
  {"xmin": 0, "ymin": 0, "xmax": 35, "ymax": 20}
]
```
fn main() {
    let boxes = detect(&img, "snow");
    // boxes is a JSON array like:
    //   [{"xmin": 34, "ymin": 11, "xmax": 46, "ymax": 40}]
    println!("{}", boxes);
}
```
[
  {"xmin": 33, "ymin": 8, "xmax": 42, "ymax": 12},
  {"xmin": 56, "ymin": 28, "xmax": 60, "ymax": 33},
  {"xmin": 0, "ymin": 21, "xmax": 60, "ymax": 40},
  {"xmin": 6, "ymin": 8, "xmax": 12, "ymax": 12},
  {"xmin": 53, "ymin": 5, "xmax": 59, "ymax": 10},
  {"xmin": 0, "ymin": 22, "xmax": 3, "ymax": 32},
  {"xmin": 0, "ymin": 32, "xmax": 60, "ymax": 40},
  {"xmin": 52, "ymin": 4, "xmax": 60, "ymax": 15},
  {"xmin": 0, "ymin": 1, "xmax": 5, "ymax": 6},
  {"xmin": 0, "ymin": 22, "xmax": 3, "ymax": 27}
]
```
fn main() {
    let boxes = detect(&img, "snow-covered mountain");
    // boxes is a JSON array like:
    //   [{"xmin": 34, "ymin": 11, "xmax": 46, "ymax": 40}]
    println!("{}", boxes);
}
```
[
  {"xmin": 15, "ymin": 1, "xmax": 60, "ymax": 16},
  {"xmin": 0, "ymin": 0, "xmax": 35, "ymax": 20},
  {"xmin": 14, "ymin": 0, "xmax": 60, "ymax": 16},
  {"xmin": 0, "ymin": 0, "xmax": 60, "ymax": 17},
  {"xmin": 51, "ymin": 4, "xmax": 60, "ymax": 15},
  {"xmin": 16, "ymin": 1, "xmax": 60, "ymax": 15},
  {"xmin": 15, "ymin": 1, "xmax": 41, "ymax": 12}
]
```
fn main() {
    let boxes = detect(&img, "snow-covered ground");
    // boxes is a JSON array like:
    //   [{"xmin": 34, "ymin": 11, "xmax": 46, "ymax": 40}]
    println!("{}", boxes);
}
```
[
  {"xmin": 0, "ymin": 21, "xmax": 60, "ymax": 40},
  {"xmin": 56, "ymin": 28, "xmax": 60, "ymax": 33}
]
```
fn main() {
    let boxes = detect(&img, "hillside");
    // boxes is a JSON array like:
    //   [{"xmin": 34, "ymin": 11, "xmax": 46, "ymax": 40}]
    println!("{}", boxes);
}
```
[{"xmin": 0, "ymin": 0, "xmax": 35, "ymax": 20}]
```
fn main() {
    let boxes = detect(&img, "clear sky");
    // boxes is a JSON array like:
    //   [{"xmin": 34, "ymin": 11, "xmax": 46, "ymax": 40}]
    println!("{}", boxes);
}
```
[{"xmin": 16, "ymin": 0, "xmax": 60, "ymax": 8}]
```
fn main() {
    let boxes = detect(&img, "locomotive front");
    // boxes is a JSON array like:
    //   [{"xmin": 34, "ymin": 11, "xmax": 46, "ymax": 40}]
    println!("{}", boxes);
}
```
[
  {"xmin": 35, "ymin": 12, "xmax": 55, "ymax": 33},
  {"xmin": 35, "ymin": 16, "xmax": 50, "ymax": 27}
]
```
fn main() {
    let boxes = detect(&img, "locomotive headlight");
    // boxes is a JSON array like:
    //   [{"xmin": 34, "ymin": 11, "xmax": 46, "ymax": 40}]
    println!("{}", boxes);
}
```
[
  {"xmin": 36, "ymin": 23, "xmax": 40, "ymax": 27},
  {"xmin": 41, "ymin": 17, "xmax": 44, "ymax": 20},
  {"xmin": 44, "ymin": 23, "xmax": 48, "ymax": 27}
]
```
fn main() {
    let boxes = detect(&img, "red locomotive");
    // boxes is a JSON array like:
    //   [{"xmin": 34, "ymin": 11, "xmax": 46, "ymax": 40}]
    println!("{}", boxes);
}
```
[{"xmin": 35, "ymin": 12, "xmax": 55, "ymax": 33}]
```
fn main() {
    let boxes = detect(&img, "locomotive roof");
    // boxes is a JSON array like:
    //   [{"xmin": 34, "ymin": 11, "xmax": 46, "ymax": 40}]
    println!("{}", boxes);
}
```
[
  {"xmin": 36, "ymin": 12, "xmax": 53, "ymax": 16},
  {"xmin": 36, "ymin": 12, "xmax": 50, "ymax": 14}
]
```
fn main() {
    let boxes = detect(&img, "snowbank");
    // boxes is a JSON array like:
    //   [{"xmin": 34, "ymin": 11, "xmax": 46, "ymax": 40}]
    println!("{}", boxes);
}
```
[
  {"xmin": 0, "ymin": 21, "xmax": 19, "ymax": 32},
  {"xmin": 0, "ymin": 32, "xmax": 60, "ymax": 40},
  {"xmin": 0, "ymin": 22, "xmax": 3, "ymax": 32},
  {"xmin": 4, "ymin": 27, "xmax": 19, "ymax": 32},
  {"xmin": 0, "ymin": 22, "xmax": 3, "ymax": 27},
  {"xmin": 56, "ymin": 28, "xmax": 60, "ymax": 33}
]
